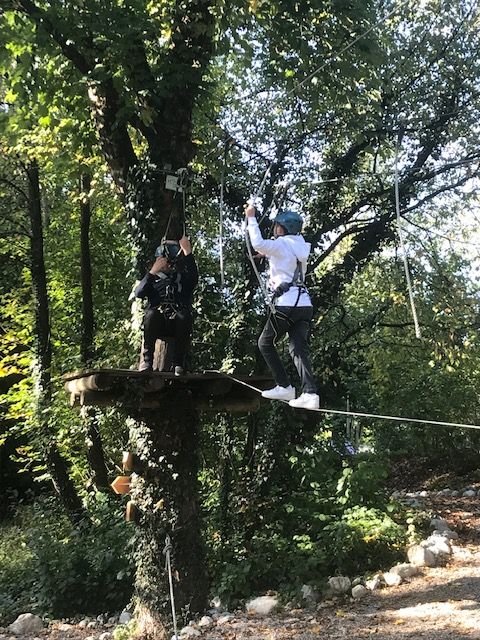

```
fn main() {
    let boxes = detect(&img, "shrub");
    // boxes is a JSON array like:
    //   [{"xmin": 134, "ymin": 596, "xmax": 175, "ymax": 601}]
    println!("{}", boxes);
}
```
[
  {"xmin": 0, "ymin": 494, "xmax": 134, "ymax": 622},
  {"xmin": 0, "ymin": 521, "xmax": 37, "ymax": 625},
  {"xmin": 27, "ymin": 494, "xmax": 134, "ymax": 616}
]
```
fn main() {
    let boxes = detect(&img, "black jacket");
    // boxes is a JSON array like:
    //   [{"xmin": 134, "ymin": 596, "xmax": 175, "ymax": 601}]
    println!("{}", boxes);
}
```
[{"xmin": 135, "ymin": 254, "xmax": 198, "ymax": 309}]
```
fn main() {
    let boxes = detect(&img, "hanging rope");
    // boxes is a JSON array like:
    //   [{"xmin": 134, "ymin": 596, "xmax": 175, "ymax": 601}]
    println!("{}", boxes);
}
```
[
  {"xmin": 163, "ymin": 535, "xmax": 179, "ymax": 640},
  {"xmin": 205, "ymin": 370, "xmax": 480, "ymax": 431},
  {"xmin": 244, "ymin": 164, "xmax": 277, "ymax": 315},
  {"xmin": 219, "ymin": 140, "xmax": 228, "ymax": 288},
  {"xmin": 394, "ymin": 132, "xmax": 422, "ymax": 339},
  {"xmin": 163, "ymin": 168, "xmax": 189, "ymax": 241}
]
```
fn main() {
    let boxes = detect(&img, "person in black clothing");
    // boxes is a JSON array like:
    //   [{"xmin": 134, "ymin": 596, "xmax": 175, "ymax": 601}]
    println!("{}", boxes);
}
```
[{"xmin": 135, "ymin": 235, "xmax": 198, "ymax": 374}]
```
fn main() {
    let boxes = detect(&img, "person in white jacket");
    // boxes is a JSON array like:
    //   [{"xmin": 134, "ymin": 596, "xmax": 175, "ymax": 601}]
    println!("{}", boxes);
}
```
[{"xmin": 245, "ymin": 204, "xmax": 320, "ymax": 410}]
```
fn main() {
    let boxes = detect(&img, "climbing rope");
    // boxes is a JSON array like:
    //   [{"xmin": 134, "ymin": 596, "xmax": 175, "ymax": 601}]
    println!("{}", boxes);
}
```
[
  {"xmin": 394, "ymin": 132, "xmax": 422, "ymax": 339},
  {"xmin": 163, "ymin": 535, "xmax": 178, "ymax": 640},
  {"xmin": 244, "ymin": 164, "xmax": 278, "ymax": 315},
  {"xmin": 205, "ymin": 370, "xmax": 480, "ymax": 431},
  {"xmin": 163, "ymin": 168, "xmax": 189, "ymax": 242}
]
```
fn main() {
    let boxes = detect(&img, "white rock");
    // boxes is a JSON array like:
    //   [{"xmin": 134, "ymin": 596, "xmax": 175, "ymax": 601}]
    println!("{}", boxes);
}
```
[
  {"xmin": 84, "ymin": 636, "xmax": 96, "ymax": 640},
  {"xmin": 216, "ymin": 615, "xmax": 233, "ymax": 625},
  {"xmin": 427, "ymin": 538, "xmax": 452, "ymax": 557},
  {"xmin": 464, "ymin": 489, "xmax": 477, "ymax": 497},
  {"xmin": 87, "ymin": 621, "xmax": 97, "ymax": 629},
  {"xmin": 351, "ymin": 577, "xmax": 363, "ymax": 587},
  {"xmin": 180, "ymin": 626, "xmax": 201, "ymax": 637},
  {"xmin": 366, "ymin": 574, "xmax": 384, "ymax": 590},
  {"xmin": 107, "ymin": 617, "xmax": 117, "ymax": 625},
  {"xmin": 407, "ymin": 544, "xmax": 436, "ymax": 567},
  {"xmin": 351, "ymin": 585, "xmax": 368, "ymax": 599},
  {"xmin": 198, "ymin": 616, "xmax": 213, "ymax": 628},
  {"xmin": 430, "ymin": 517, "xmax": 450, "ymax": 532},
  {"xmin": 419, "ymin": 490, "xmax": 428, "ymax": 497},
  {"xmin": 441, "ymin": 529, "xmax": 459, "ymax": 540},
  {"xmin": 328, "ymin": 576, "xmax": 351, "ymax": 594},
  {"xmin": 383, "ymin": 572, "xmax": 402, "ymax": 587},
  {"xmin": 78, "ymin": 619, "xmax": 89, "ymax": 628},
  {"xmin": 210, "ymin": 597, "xmax": 222, "ymax": 609},
  {"xmin": 301, "ymin": 584, "xmax": 319, "ymax": 603},
  {"xmin": 389, "ymin": 563, "xmax": 419, "ymax": 579},
  {"xmin": 245, "ymin": 595, "xmax": 279, "ymax": 616},
  {"xmin": 58, "ymin": 623, "xmax": 73, "ymax": 632},
  {"xmin": 119, "ymin": 611, "xmax": 132, "ymax": 625},
  {"xmin": 99, "ymin": 633, "xmax": 113, "ymax": 640},
  {"xmin": 8, "ymin": 614, "xmax": 43, "ymax": 636}
]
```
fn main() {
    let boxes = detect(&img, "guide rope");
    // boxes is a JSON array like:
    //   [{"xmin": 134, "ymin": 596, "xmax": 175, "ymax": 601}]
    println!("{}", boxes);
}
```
[
  {"xmin": 205, "ymin": 370, "xmax": 480, "ymax": 431},
  {"xmin": 163, "ymin": 535, "xmax": 179, "ymax": 640},
  {"xmin": 394, "ymin": 131, "xmax": 422, "ymax": 339}
]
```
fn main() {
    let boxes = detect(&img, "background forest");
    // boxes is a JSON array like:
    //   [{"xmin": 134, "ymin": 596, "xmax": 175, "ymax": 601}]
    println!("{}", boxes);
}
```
[{"xmin": 1, "ymin": 0, "xmax": 480, "ymax": 631}]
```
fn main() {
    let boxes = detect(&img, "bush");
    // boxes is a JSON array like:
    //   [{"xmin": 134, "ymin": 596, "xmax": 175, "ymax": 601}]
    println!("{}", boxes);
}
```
[
  {"xmin": 0, "ymin": 494, "xmax": 134, "ymax": 623},
  {"xmin": 0, "ymin": 521, "xmax": 37, "ymax": 625},
  {"xmin": 28, "ymin": 494, "xmax": 134, "ymax": 616}
]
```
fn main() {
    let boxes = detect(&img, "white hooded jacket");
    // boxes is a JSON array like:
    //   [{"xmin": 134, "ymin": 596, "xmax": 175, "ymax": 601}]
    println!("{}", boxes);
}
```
[{"xmin": 247, "ymin": 217, "xmax": 312, "ymax": 307}]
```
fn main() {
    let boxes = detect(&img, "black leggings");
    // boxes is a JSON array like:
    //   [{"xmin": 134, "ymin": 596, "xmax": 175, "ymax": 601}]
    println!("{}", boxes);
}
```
[
  {"xmin": 258, "ymin": 306, "xmax": 317, "ymax": 394},
  {"xmin": 143, "ymin": 307, "xmax": 193, "ymax": 368}
]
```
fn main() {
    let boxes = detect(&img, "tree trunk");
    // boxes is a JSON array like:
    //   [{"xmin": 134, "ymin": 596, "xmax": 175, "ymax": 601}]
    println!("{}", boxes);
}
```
[
  {"xmin": 127, "ymin": 389, "xmax": 208, "ymax": 637},
  {"xmin": 80, "ymin": 172, "xmax": 95, "ymax": 365},
  {"xmin": 27, "ymin": 160, "xmax": 87, "ymax": 523},
  {"xmin": 79, "ymin": 172, "xmax": 110, "ymax": 490}
]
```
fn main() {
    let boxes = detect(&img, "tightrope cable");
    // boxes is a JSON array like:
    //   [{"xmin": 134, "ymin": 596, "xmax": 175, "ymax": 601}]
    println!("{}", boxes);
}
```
[{"xmin": 205, "ymin": 370, "xmax": 480, "ymax": 431}]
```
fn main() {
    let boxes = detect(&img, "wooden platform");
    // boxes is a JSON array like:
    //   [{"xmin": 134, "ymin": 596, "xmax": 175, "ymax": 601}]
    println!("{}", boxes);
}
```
[{"xmin": 63, "ymin": 369, "xmax": 273, "ymax": 413}]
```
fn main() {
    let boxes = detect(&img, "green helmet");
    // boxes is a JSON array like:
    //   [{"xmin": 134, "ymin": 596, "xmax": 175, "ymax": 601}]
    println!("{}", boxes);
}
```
[{"xmin": 273, "ymin": 210, "xmax": 303, "ymax": 235}]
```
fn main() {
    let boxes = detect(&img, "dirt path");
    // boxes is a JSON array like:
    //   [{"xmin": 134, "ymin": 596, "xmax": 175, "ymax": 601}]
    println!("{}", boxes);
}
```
[{"xmin": 5, "ymin": 495, "xmax": 480, "ymax": 640}]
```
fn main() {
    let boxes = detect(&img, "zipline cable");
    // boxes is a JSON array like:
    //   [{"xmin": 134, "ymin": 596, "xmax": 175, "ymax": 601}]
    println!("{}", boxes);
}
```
[
  {"xmin": 286, "ymin": 0, "xmax": 413, "ymax": 97},
  {"xmin": 205, "ymin": 370, "xmax": 480, "ymax": 431},
  {"xmin": 394, "ymin": 131, "xmax": 422, "ymax": 339}
]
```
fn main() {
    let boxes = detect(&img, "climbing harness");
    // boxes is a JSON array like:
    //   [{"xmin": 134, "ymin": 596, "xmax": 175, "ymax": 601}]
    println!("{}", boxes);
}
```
[
  {"xmin": 394, "ymin": 132, "xmax": 422, "ymax": 339},
  {"xmin": 205, "ymin": 370, "xmax": 480, "ymax": 431},
  {"xmin": 163, "ymin": 535, "xmax": 179, "ymax": 640}
]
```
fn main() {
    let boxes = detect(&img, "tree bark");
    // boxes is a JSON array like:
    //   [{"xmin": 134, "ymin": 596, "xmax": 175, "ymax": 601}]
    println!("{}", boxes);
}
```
[
  {"xmin": 79, "ymin": 171, "xmax": 110, "ymax": 490},
  {"xmin": 27, "ymin": 161, "xmax": 87, "ymax": 524},
  {"xmin": 127, "ymin": 390, "xmax": 208, "ymax": 636}
]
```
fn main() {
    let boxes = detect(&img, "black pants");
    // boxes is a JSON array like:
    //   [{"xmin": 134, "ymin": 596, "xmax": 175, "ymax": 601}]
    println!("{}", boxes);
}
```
[
  {"xmin": 258, "ymin": 306, "xmax": 317, "ymax": 394},
  {"xmin": 143, "ymin": 306, "xmax": 193, "ymax": 369}
]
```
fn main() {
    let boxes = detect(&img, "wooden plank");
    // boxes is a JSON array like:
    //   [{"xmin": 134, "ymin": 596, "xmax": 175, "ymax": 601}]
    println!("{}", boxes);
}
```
[
  {"xmin": 70, "ymin": 389, "xmax": 262, "ymax": 413},
  {"xmin": 111, "ymin": 475, "xmax": 131, "ymax": 494}
]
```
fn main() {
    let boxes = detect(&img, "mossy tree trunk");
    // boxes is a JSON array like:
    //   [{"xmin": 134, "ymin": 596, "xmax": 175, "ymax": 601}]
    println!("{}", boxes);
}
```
[
  {"xmin": 127, "ymin": 389, "xmax": 207, "ymax": 637},
  {"xmin": 27, "ymin": 160, "xmax": 88, "ymax": 524}
]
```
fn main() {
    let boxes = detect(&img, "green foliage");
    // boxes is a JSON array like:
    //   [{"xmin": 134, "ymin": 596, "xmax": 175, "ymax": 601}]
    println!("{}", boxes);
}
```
[
  {"xmin": 206, "ymin": 436, "xmax": 411, "ymax": 603},
  {"xmin": 0, "ymin": 519, "xmax": 36, "ymax": 625},
  {"xmin": 0, "ymin": 495, "xmax": 134, "ymax": 623},
  {"xmin": 321, "ymin": 505, "xmax": 406, "ymax": 575}
]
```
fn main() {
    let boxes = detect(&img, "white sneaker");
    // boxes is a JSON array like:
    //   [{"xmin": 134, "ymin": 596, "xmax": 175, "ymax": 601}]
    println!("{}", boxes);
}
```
[
  {"xmin": 289, "ymin": 393, "xmax": 320, "ymax": 410},
  {"xmin": 261, "ymin": 385, "xmax": 295, "ymax": 401}
]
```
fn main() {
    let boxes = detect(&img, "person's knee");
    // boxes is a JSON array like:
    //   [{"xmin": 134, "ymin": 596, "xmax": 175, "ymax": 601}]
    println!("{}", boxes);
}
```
[
  {"xmin": 258, "ymin": 333, "xmax": 273, "ymax": 353},
  {"xmin": 143, "ymin": 309, "xmax": 157, "ymax": 325}
]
